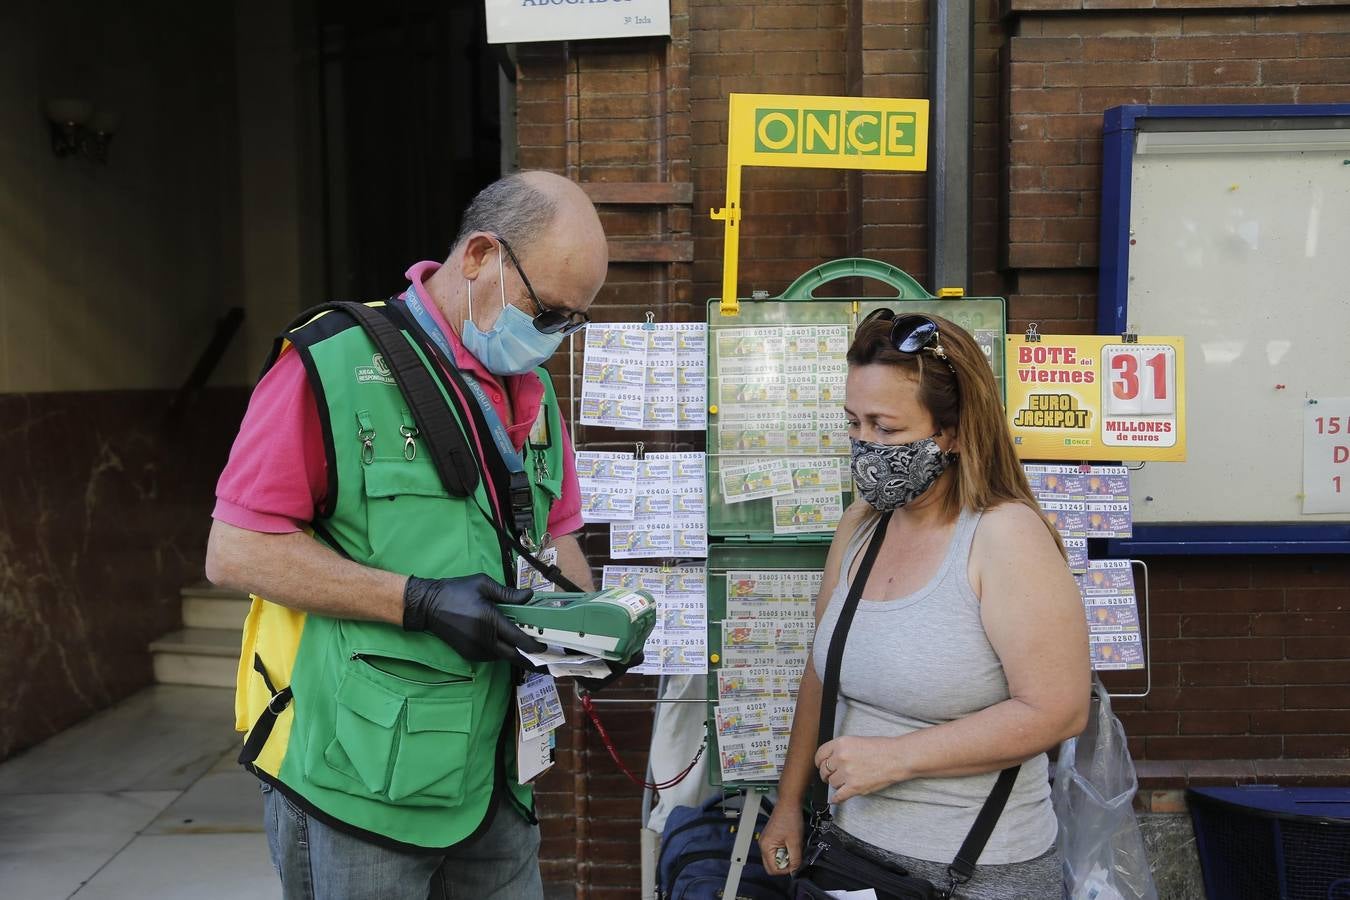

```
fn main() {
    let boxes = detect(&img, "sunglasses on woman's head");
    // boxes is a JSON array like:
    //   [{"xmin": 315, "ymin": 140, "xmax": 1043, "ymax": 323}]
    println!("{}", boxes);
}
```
[
  {"xmin": 494, "ymin": 235, "xmax": 591, "ymax": 336},
  {"xmin": 861, "ymin": 309, "xmax": 957, "ymax": 377}
]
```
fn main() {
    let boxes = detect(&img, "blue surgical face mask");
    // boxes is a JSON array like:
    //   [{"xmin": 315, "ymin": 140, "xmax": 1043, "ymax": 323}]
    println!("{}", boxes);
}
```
[{"xmin": 461, "ymin": 250, "xmax": 564, "ymax": 375}]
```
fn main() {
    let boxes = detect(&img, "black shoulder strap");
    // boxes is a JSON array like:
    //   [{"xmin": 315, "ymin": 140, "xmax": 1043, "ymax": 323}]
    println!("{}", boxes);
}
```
[
  {"xmin": 809, "ymin": 511, "xmax": 1019, "ymax": 888},
  {"xmin": 329, "ymin": 301, "xmax": 580, "ymax": 593},
  {"xmin": 377, "ymin": 300, "xmax": 580, "ymax": 592},
  {"xmin": 811, "ymin": 511, "xmax": 892, "ymax": 814},
  {"xmin": 326, "ymin": 301, "xmax": 479, "ymax": 497}
]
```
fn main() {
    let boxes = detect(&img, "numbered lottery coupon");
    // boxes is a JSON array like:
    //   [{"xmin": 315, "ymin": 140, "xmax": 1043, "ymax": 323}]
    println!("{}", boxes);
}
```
[
  {"xmin": 1084, "ymin": 465, "xmax": 1131, "ymax": 500},
  {"xmin": 783, "ymin": 326, "xmax": 818, "ymax": 357},
  {"xmin": 720, "ymin": 623, "xmax": 780, "ymax": 668},
  {"xmin": 785, "ymin": 372, "xmax": 820, "ymax": 404},
  {"xmin": 720, "ymin": 458, "xmax": 794, "ymax": 504},
  {"xmin": 817, "ymin": 407, "xmax": 851, "ymax": 454},
  {"xmin": 1040, "ymin": 500, "xmax": 1088, "ymax": 538},
  {"xmin": 718, "ymin": 666, "xmax": 775, "ymax": 702},
  {"xmin": 516, "ymin": 546, "xmax": 559, "ymax": 592},
  {"xmin": 658, "ymin": 642, "xmax": 706, "ymax": 674},
  {"xmin": 609, "ymin": 521, "xmax": 674, "ymax": 559},
  {"xmin": 576, "ymin": 451, "xmax": 637, "ymax": 523},
  {"xmin": 718, "ymin": 731, "xmax": 777, "ymax": 782},
  {"xmin": 772, "ymin": 491, "xmax": 844, "ymax": 535},
  {"xmin": 674, "ymin": 323, "xmax": 708, "ymax": 431},
  {"xmin": 784, "ymin": 405, "xmax": 821, "ymax": 454},
  {"xmin": 1083, "ymin": 595, "xmax": 1141, "ymax": 631},
  {"xmin": 789, "ymin": 457, "xmax": 844, "ymax": 491},
  {"xmin": 1090, "ymin": 632, "xmax": 1145, "ymax": 670},
  {"xmin": 816, "ymin": 368, "xmax": 846, "ymax": 405},
  {"xmin": 580, "ymin": 391, "xmax": 644, "ymax": 430},
  {"xmin": 1063, "ymin": 537, "xmax": 1089, "ymax": 574},
  {"xmin": 1023, "ymin": 464, "xmax": 1088, "ymax": 501},
  {"xmin": 716, "ymin": 326, "xmax": 785, "ymax": 370},
  {"xmin": 816, "ymin": 325, "xmax": 850, "ymax": 357},
  {"xmin": 586, "ymin": 323, "xmax": 648, "ymax": 354},
  {"xmin": 601, "ymin": 564, "xmax": 668, "ymax": 594},
  {"xmin": 715, "ymin": 699, "xmax": 771, "ymax": 739},
  {"xmin": 1079, "ymin": 559, "xmax": 1135, "ymax": 595},
  {"xmin": 769, "ymin": 696, "xmax": 797, "ymax": 734},
  {"xmin": 1085, "ymin": 501, "xmax": 1133, "ymax": 538},
  {"xmin": 718, "ymin": 425, "xmax": 789, "ymax": 456},
  {"xmin": 721, "ymin": 378, "xmax": 787, "ymax": 406}
]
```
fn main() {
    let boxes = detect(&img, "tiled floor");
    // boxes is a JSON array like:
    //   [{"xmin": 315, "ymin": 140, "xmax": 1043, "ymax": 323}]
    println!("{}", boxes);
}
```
[{"xmin": 0, "ymin": 685, "xmax": 280, "ymax": 899}]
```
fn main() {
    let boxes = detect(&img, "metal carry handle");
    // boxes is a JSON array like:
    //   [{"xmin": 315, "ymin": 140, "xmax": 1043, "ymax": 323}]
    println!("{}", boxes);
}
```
[{"xmin": 775, "ymin": 257, "xmax": 934, "ymax": 302}]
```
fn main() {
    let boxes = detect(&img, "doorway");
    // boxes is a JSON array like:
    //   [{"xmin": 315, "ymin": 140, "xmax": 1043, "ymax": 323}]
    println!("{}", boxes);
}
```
[{"xmin": 316, "ymin": 0, "xmax": 509, "ymax": 300}]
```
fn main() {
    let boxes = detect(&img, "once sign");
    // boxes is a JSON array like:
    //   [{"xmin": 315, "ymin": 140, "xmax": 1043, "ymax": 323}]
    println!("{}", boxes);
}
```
[{"xmin": 728, "ymin": 93, "xmax": 929, "ymax": 172}]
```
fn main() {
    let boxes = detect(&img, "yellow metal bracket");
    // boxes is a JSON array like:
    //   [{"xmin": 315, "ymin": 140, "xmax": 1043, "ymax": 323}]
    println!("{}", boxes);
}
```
[{"xmin": 713, "ymin": 93, "xmax": 931, "ymax": 317}]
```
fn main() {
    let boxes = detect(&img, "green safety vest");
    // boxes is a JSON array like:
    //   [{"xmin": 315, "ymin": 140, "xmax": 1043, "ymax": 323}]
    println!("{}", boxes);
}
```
[{"xmin": 234, "ymin": 300, "xmax": 567, "ymax": 851}]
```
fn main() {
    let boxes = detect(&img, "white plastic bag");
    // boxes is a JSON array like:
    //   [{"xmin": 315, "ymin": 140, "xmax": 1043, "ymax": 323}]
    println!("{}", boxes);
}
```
[{"xmin": 1051, "ymin": 678, "xmax": 1159, "ymax": 900}]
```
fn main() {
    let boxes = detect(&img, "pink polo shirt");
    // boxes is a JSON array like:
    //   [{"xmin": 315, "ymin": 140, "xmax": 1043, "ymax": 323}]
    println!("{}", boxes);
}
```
[{"xmin": 213, "ymin": 261, "xmax": 583, "ymax": 539}]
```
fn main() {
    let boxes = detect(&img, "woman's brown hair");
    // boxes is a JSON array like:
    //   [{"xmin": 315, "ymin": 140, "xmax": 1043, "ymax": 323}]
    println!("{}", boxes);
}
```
[{"xmin": 847, "ymin": 313, "xmax": 1065, "ymax": 556}]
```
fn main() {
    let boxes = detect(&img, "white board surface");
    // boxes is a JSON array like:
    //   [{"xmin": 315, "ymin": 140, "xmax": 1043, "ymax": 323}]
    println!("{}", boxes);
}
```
[{"xmin": 1126, "ymin": 128, "xmax": 1350, "ymax": 524}]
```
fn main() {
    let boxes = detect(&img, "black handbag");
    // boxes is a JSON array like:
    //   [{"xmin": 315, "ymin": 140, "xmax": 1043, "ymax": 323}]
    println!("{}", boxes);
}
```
[{"xmin": 791, "ymin": 511, "xmax": 1020, "ymax": 900}]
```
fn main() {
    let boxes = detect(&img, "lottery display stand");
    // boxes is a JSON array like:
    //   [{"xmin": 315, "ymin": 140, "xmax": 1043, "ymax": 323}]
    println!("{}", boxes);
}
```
[{"xmin": 699, "ymin": 259, "xmax": 1007, "ymax": 896}]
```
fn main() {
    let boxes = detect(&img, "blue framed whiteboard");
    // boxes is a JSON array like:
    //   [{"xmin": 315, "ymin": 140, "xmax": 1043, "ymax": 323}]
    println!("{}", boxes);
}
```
[{"xmin": 1098, "ymin": 104, "xmax": 1350, "ymax": 555}]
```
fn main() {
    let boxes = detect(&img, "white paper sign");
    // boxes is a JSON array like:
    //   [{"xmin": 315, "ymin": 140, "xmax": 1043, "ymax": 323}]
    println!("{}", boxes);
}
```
[
  {"xmin": 486, "ymin": 0, "xmax": 672, "ymax": 45},
  {"xmin": 1303, "ymin": 398, "xmax": 1350, "ymax": 514}
]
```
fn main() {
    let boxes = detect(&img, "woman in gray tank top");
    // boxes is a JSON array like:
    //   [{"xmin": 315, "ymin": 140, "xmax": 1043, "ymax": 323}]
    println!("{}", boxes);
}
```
[{"xmin": 759, "ymin": 313, "xmax": 1091, "ymax": 899}]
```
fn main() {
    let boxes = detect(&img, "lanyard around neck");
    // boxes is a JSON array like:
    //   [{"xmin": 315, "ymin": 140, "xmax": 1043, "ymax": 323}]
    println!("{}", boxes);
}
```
[{"xmin": 400, "ymin": 286, "xmax": 524, "ymax": 474}]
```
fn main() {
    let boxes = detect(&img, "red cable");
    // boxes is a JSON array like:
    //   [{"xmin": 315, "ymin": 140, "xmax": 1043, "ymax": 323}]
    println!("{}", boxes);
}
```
[{"xmin": 580, "ymin": 694, "xmax": 705, "ymax": 792}]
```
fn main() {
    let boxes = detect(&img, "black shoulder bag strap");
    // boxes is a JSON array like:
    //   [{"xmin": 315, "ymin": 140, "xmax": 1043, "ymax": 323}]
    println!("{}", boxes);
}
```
[
  {"xmin": 322, "ymin": 301, "xmax": 478, "ymax": 497},
  {"xmin": 333, "ymin": 301, "xmax": 580, "ymax": 592},
  {"xmin": 809, "ymin": 511, "xmax": 1021, "ymax": 893}
]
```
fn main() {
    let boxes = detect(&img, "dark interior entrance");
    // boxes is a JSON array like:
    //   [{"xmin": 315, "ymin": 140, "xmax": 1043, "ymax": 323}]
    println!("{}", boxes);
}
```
[{"xmin": 317, "ymin": 0, "xmax": 506, "ymax": 300}]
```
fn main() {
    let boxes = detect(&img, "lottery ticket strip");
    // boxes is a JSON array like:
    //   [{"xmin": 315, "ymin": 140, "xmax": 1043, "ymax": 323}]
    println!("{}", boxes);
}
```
[{"xmin": 1026, "ymin": 464, "xmax": 1147, "ymax": 672}]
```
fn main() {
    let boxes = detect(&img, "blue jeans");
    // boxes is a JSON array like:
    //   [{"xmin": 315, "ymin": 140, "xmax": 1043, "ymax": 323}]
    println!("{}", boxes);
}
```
[{"xmin": 261, "ymin": 781, "xmax": 544, "ymax": 900}]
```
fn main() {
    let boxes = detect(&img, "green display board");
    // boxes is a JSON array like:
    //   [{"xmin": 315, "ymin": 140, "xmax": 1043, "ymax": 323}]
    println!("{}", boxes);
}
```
[
  {"xmin": 705, "ymin": 260, "xmax": 1006, "ymax": 540},
  {"xmin": 702, "ymin": 259, "xmax": 1009, "ymax": 790},
  {"xmin": 705, "ymin": 541, "xmax": 830, "ymax": 791}
]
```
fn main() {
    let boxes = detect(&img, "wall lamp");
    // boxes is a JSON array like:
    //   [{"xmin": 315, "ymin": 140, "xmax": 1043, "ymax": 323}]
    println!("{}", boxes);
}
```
[{"xmin": 45, "ymin": 99, "xmax": 121, "ymax": 164}]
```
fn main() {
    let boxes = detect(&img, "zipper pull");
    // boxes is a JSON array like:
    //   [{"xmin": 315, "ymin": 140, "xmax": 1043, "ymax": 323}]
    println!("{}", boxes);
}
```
[{"xmin": 355, "ymin": 411, "xmax": 376, "ymax": 465}]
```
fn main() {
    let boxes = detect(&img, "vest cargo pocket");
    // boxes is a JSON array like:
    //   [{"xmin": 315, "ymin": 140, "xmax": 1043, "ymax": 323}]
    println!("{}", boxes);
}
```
[
  {"xmin": 311, "ymin": 639, "xmax": 480, "ymax": 807},
  {"xmin": 323, "ymin": 672, "xmax": 402, "ymax": 794},
  {"xmin": 388, "ymin": 696, "xmax": 474, "ymax": 802},
  {"xmin": 362, "ymin": 460, "xmax": 466, "ymax": 566}
]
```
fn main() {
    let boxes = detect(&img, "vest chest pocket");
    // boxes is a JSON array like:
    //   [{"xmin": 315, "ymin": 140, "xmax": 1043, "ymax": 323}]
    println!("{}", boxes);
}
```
[
  {"xmin": 317, "ymin": 657, "xmax": 476, "ymax": 806},
  {"xmin": 362, "ymin": 459, "xmax": 467, "ymax": 566}
]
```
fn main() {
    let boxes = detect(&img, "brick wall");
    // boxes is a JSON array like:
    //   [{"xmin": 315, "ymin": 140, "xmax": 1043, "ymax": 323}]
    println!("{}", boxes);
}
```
[
  {"xmin": 514, "ymin": 2, "xmax": 1350, "ymax": 895},
  {"xmin": 1005, "ymin": 5, "xmax": 1350, "ymax": 333},
  {"xmin": 1112, "ymin": 554, "xmax": 1350, "ymax": 762}
]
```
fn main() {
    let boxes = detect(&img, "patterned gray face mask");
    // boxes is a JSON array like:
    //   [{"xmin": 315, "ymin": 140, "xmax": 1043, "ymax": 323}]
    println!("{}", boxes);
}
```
[{"xmin": 849, "ymin": 434, "xmax": 957, "ymax": 510}]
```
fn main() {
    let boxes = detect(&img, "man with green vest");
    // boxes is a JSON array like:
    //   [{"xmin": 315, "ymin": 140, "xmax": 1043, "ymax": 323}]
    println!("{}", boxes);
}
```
[{"xmin": 206, "ymin": 171, "xmax": 609, "ymax": 899}]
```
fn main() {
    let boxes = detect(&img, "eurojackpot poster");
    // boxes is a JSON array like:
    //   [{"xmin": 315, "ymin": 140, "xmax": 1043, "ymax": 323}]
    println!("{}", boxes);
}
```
[{"xmin": 1004, "ymin": 335, "xmax": 1187, "ymax": 462}]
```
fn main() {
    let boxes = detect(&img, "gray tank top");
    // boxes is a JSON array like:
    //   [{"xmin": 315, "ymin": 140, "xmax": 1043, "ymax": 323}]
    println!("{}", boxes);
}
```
[{"xmin": 811, "ymin": 508, "xmax": 1057, "ymax": 865}]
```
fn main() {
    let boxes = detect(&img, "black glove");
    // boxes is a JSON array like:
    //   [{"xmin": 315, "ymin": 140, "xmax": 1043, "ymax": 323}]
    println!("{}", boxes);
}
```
[
  {"xmin": 402, "ymin": 574, "xmax": 546, "ymax": 665},
  {"xmin": 573, "ymin": 650, "xmax": 645, "ymax": 694}
]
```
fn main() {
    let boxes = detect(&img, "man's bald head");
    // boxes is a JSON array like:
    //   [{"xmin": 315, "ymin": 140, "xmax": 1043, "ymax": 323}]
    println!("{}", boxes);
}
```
[
  {"xmin": 440, "ymin": 171, "xmax": 608, "ymax": 326},
  {"xmin": 452, "ymin": 171, "xmax": 604, "ymax": 263}
]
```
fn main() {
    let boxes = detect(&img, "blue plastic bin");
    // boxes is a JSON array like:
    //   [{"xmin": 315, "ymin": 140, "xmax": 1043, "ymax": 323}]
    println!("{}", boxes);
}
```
[{"xmin": 1187, "ymin": 786, "xmax": 1350, "ymax": 900}]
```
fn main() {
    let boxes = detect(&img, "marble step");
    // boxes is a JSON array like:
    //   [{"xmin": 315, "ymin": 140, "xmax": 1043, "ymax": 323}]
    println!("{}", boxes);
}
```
[
  {"xmin": 181, "ymin": 583, "xmax": 250, "ymax": 631},
  {"xmin": 149, "ymin": 628, "xmax": 239, "ymax": 688}
]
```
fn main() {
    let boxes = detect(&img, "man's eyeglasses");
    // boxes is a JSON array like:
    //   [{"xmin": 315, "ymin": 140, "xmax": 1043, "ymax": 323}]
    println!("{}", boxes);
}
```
[
  {"xmin": 494, "ymin": 235, "xmax": 590, "ymax": 336},
  {"xmin": 861, "ymin": 309, "xmax": 958, "ymax": 377}
]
